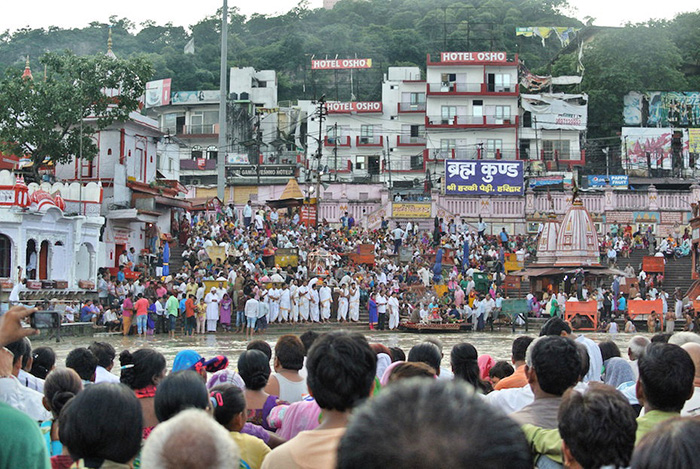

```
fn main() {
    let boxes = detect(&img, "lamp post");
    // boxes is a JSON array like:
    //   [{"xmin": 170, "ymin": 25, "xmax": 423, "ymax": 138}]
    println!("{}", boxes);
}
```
[{"xmin": 217, "ymin": 0, "xmax": 228, "ymax": 202}]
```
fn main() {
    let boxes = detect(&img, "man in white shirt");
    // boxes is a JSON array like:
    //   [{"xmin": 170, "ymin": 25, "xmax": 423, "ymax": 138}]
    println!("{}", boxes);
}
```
[
  {"xmin": 392, "ymin": 224, "xmax": 404, "ymax": 255},
  {"xmin": 388, "ymin": 292, "xmax": 400, "ymax": 330},
  {"xmin": 243, "ymin": 200, "xmax": 253, "ymax": 229},
  {"xmin": 89, "ymin": 342, "xmax": 120, "ymax": 384},
  {"xmin": 376, "ymin": 290, "xmax": 388, "ymax": 330},
  {"xmin": 245, "ymin": 295, "xmax": 259, "ymax": 340}
]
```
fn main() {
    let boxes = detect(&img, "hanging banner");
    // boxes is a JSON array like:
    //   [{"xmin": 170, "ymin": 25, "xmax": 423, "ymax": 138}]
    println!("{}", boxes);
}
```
[
  {"xmin": 311, "ymin": 58, "xmax": 372, "ymax": 70},
  {"xmin": 521, "ymin": 94, "xmax": 588, "ymax": 130},
  {"xmin": 445, "ymin": 160, "xmax": 523, "ymax": 195},
  {"xmin": 623, "ymin": 91, "xmax": 643, "ymax": 126}
]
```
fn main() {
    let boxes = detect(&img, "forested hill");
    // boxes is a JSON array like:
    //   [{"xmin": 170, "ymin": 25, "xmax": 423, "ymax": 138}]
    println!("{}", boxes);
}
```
[{"xmin": 0, "ymin": 0, "xmax": 698, "ymax": 137}]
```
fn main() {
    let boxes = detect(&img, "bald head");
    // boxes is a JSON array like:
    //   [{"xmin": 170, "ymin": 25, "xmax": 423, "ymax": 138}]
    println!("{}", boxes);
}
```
[{"xmin": 681, "ymin": 343, "xmax": 700, "ymax": 379}]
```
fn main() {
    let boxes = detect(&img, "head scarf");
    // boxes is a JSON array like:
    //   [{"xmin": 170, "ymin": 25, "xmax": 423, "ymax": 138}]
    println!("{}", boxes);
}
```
[{"xmin": 602, "ymin": 357, "xmax": 635, "ymax": 388}]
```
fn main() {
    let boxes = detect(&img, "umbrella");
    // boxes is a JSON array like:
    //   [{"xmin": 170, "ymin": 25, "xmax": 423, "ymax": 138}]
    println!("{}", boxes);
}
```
[
  {"xmin": 308, "ymin": 277, "xmax": 319, "ymax": 288},
  {"xmin": 270, "ymin": 273, "xmax": 284, "ymax": 283},
  {"xmin": 162, "ymin": 242, "xmax": 170, "ymax": 276}
]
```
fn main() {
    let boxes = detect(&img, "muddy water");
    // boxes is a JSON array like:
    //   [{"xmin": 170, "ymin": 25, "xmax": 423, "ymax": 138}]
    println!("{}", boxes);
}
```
[{"xmin": 40, "ymin": 329, "xmax": 638, "ymax": 377}]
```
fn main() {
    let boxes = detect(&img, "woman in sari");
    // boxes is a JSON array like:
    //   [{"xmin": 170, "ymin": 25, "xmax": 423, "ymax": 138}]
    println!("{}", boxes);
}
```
[{"xmin": 220, "ymin": 292, "xmax": 233, "ymax": 332}]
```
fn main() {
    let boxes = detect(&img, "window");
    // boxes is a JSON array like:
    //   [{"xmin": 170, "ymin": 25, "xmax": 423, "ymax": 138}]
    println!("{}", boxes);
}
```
[
  {"xmin": 191, "ymin": 145, "xmax": 203, "ymax": 159},
  {"xmin": 162, "ymin": 113, "xmax": 178, "ymax": 134},
  {"xmin": 441, "ymin": 106, "xmax": 457, "ymax": 124},
  {"xmin": 495, "ymin": 106, "xmax": 511, "ymax": 120},
  {"xmin": 488, "ymin": 73, "xmax": 512, "ymax": 92},
  {"xmin": 0, "ymin": 234, "xmax": 10, "ymax": 278},
  {"xmin": 410, "ymin": 93, "xmax": 426, "ymax": 105},
  {"xmin": 411, "ymin": 154, "xmax": 423, "ymax": 170},
  {"xmin": 486, "ymin": 139, "xmax": 503, "ymax": 158},
  {"xmin": 189, "ymin": 111, "xmax": 219, "ymax": 134},
  {"xmin": 206, "ymin": 146, "xmax": 218, "ymax": 160},
  {"xmin": 360, "ymin": 125, "xmax": 374, "ymax": 144},
  {"xmin": 440, "ymin": 139, "xmax": 456, "ymax": 158},
  {"xmin": 542, "ymin": 140, "xmax": 571, "ymax": 160},
  {"xmin": 410, "ymin": 125, "xmax": 421, "ymax": 137},
  {"xmin": 80, "ymin": 158, "xmax": 94, "ymax": 178},
  {"xmin": 356, "ymin": 156, "xmax": 366, "ymax": 170}
]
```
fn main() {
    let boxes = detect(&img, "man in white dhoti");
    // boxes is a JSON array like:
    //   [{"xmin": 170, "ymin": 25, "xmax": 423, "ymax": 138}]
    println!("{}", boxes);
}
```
[
  {"xmin": 298, "ymin": 283, "xmax": 309, "ymax": 322},
  {"xmin": 337, "ymin": 285, "xmax": 349, "ymax": 322},
  {"xmin": 349, "ymin": 283, "xmax": 360, "ymax": 322},
  {"xmin": 309, "ymin": 283, "xmax": 320, "ymax": 322},
  {"xmin": 279, "ymin": 284, "xmax": 291, "ymax": 322},
  {"xmin": 269, "ymin": 286, "xmax": 280, "ymax": 323},
  {"xmin": 290, "ymin": 280, "xmax": 299, "ymax": 322},
  {"xmin": 388, "ymin": 291, "xmax": 400, "ymax": 330},
  {"xmin": 204, "ymin": 287, "xmax": 220, "ymax": 332},
  {"xmin": 319, "ymin": 284, "xmax": 332, "ymax": 323}
]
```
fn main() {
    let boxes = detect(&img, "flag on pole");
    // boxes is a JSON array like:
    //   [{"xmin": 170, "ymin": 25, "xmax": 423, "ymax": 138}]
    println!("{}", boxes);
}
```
[{"xmin": 184, "ymin": 38, "xmax": 195, "ymax": 55}]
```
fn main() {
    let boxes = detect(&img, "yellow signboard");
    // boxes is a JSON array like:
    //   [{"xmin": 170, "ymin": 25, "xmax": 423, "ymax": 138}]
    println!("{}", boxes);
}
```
[{"xmin": 392, "ymin": 203, "xmax": 432, "ymax": 218}]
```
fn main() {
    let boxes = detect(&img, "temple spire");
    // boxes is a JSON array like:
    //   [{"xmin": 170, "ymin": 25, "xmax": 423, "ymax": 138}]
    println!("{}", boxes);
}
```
[
  {"xmin": 22, "ymin": 56, "xmax": 33, "ymax": 81},
  {"xmin": 106, "ymin": 26, "xmax": 116, "ymax": 59}
]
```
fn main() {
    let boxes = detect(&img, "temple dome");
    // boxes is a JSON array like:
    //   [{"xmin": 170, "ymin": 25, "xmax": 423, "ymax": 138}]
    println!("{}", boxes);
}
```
[
  {"xmin": 534, "ymin": 214, "xmax": 558, "ymax": 265},
  {"xmin": 554, "ymin": 199, "xmax": 601, "ymax": 267}
]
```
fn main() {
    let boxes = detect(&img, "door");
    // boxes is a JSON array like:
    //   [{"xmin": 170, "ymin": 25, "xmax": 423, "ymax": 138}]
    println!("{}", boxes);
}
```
[
  {"xmin": 115, "ymin": 244, "xmax": 126, "ymax": 269},
  {"xmin": 367, "ymin": 156, "xmax": 380, "ymax": 175},
  {"xmin": 39, "ymin": 241, "xmax": 49, "ymax": 280}
]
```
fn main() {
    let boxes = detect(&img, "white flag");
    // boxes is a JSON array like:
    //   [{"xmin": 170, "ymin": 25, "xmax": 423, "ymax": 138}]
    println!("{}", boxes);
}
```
[{"xmin": 184, "ymin": 38, "xmax": 195, "ymax": 55}]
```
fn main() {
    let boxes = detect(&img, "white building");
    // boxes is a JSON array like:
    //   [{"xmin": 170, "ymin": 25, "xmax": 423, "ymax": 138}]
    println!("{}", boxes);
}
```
[{"xmin": 0, "ymin": 171, "xmax": 103, "ymax": 292}]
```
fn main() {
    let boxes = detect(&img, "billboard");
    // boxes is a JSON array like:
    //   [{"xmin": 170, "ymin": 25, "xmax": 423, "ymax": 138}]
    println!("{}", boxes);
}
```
[
  {"xmin": 445, "ymin": 160, "xmax": 523, "ymax": 195},
  {"xmin": 623, "ymin": 91, "xmax": 700, "ymax": 127},
  {"xmin": 392, "ymin": 203, "xmax": 432, "ymax": 218},
  {"xmin": 621, "ymin": 127, "xmax": 690, "ymax": 170},
  {"xmin": 229, "ymin": 165, "xmax": 296, "ymax": 178},
  {"xmin": 326, "ymin": 102, "xmax": 382, "ymax": 113},
  {"xmin": 144, "ymin": 79, "xmax": 172, "ymax": 108},
  {"xmin": 440, "ymin": 52, "xmax": 508, "ymax": 63},
  {"xmin": 311, "ymin": 58, "xmax": 372, "ymax": 70},
  {"xmin": 587, "ymin": 175, "xmax": 628, "ymax": 189},
  {"xmin": 171, "ymin": 90, "xmax": 219, "ymax": 104},
  {"xmin": 521, "ymin": 94, "xmax": 588, "ymax": 131}
]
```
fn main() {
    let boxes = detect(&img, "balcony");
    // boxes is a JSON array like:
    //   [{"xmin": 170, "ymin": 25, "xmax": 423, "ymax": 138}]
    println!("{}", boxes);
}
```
[
  {"xmin": 427, "ymin": 82, "xmax": 518, "ymax": 96},
  {"xmin": 426, "ymin": 115, "xmax": 518, "ymax": 128},
  {"xmin": 397, "ymin": 135, "xmax": 426, "ymax": 146},
  {"xmin": 324, "ymin": 136, "xmax": 351, "ymax": 147},
  {"xmin": 356, "ymin": 135, "xmax": 383, "ymax": 147},
  {"xmin": 179, "ymin": 123, "xmax": 219, "ymax": 137},
  {"xmin": 398, "ymin": 102, "xmax": 426, "ymax": 113}
]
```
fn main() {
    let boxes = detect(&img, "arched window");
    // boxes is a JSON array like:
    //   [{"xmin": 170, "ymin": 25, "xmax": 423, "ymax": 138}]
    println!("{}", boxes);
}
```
[{"xmin": 0, "ymin": 234, "xmax": 10, "ymax": 278}]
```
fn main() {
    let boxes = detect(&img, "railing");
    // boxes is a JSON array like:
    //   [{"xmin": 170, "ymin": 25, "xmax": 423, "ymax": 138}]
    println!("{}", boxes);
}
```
[
  {"xmin": 427, "ymin": 83, "xmax": 517, "ymax": 94},
  {"xmin": 398, "ymin": 102, "xmax": 426, "ymax": 112},
  {"xmin": 181, "ymin": 124, "xmax": 219, "ymax": 135},
  {"xmin": 324, "ymin": 136, "xmax": 351, "ymax": 147},
  {"xmin": 397, "ymin": 135, "xmax": 426, "ymax": 146},
  {"xmin": 426, "ymin": 115, "xmax": 517, "ymax": 127},
  {"xmin": 657, "ymin": 191, "xmax": 690, "ymax": 210},
  {"xmin": 356, "ymin": 135, "xmax": 383, "ymax": 147}
]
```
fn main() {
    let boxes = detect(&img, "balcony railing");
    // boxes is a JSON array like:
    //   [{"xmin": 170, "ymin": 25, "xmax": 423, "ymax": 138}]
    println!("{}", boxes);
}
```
[
  {"xmin": 427, "ymin": 82, "xmax": 517, "ymax": 94},
  {"xmin": 356, "ymin": 135, "xmax": 383, "ymax": 147},
  {"xmin": 397, "ymin": 135, "xmax": 426, "ymax": 146},
  {"xmin": 324, "ymin": 136, "xmax": 351, "ymax": 147},
  {"xmin": 180, "ymin": 124, "xmax": 219, "ymax": 135},
  {"xmin": 426, "ymin": 115, "xmax": 518, "ymax": 127},
  {"xmin": 398, "ymin": 102, "xmax": 426, "ymax": 113}
]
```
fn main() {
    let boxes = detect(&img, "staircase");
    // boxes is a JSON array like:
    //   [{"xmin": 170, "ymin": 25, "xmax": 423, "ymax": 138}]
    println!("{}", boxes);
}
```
[
  {"xmin": 619, "ymin": 247, "xmax": 694, "ymax": 297},
  {"xmin": 167, "ymin": 243, "xmax": 186, "ymax": 275}
]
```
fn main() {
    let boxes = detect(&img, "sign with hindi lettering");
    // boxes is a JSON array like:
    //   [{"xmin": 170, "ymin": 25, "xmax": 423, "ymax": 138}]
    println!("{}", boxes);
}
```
[
  {"xmin": 392, "ymin": 202, "xmax": 432, "ymax": 218},
  {"xmin": 444, "ymin": 160, "xmax": 524, "ymax": 196}
]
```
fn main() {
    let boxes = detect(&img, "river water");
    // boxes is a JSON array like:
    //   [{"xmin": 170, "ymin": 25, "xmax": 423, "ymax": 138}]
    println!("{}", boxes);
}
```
[{"xmin": 37, "ymin": 328, "xmax": 638, "ymax": 377}]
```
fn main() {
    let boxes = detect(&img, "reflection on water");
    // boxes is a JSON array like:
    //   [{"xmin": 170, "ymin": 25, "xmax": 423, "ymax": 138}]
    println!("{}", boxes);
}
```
[{"xmin": 42, "ymin": 329, "xmax": 639, "ymax": 376}]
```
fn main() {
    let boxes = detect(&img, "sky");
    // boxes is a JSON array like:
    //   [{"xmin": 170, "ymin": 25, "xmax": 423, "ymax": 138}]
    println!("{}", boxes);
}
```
[{"xmin": 1, "ymin": 0, "xmax": 698, "ymax": 33}]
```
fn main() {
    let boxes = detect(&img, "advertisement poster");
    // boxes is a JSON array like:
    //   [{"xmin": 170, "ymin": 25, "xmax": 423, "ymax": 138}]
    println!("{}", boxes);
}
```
[
  {"xmin": 587, "ymin": 175, "xmax": 628, "ymax": 189},
  {"xmin": 392, "ymin": 203, "xmax": 432, "ymax": 218},
  {"xmin": 144, "ymin": 79, "xmax": 172, "ymax": 108},
  {"xmin": 445, "ymin": 160, "xmax": 523, "ymax": 195},
  {"xmin": 621, "ymin": 127, "xmax": 674, "ymax": 170},
  {"xmin": 648, "ymin": 91, "xmax": 700, "ymax": 127},
  {"xmin": 521, "ymin": 94, "xmax": 588, "ymax": 131}
]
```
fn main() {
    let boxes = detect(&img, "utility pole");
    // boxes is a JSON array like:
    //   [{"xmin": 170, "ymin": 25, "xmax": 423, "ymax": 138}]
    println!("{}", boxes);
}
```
[
  {"xmin": 314, "ymin": 96, "xmax": 326, "ymax": 226},
  {"xmin": 333, "ymin": 122, "xmax": 338, "ymax": 181},
  {"xmin": 385, "ymin": 135, "xmax": 392, "ymax": 192},
  {"xmin": 255, "ymin": 110, "xmax": 262, "ymax": 186},
  {"xmin": 217, "ymin": 0, "xmax": 228, "ymax": 203}
]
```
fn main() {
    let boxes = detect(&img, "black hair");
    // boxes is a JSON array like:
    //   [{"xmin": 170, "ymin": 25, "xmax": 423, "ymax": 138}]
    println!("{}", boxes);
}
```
[
  {"xmin": 299, "ymin": 331, "xmax": 321, "ymax": 355},
  {"xmin": 30, "ymin": 346, "xmax": 56, "ymax": 379},
  {"xmin": 637, "ymin": 343, "xmax": 695, "ymax": 413},
  {"xmin": 598, "ymin": 340, "xmax": 621, "ymax": 363},
  {"xmin": 489, "ymin": 361, "xmax": 515, "ymax": 380},
  {"xmin": 154, "ymin": 370, "xmax": 210, "ymax": 423},
  {"xmin": 512, "ymin": 336, "xmax": 534, "ymax": 363},
  {"xmin": 450, "ymin": 342, "xmax": 489, "ymax": 393},
  {"xmin": 65, "ymin": 348, "xmax": 98, "ymax": 382},
  {"xmin": 632, "ymin": 418, "xmax": 700, "ymax": 469},
  {"xmin": 539, "ymin": 317, "xmax": 571, "ymax": 337},
  {"xmin": 530, "ymin": 336, "xmax": 581, "ymax": 396},
  {"xmin": 306, "ymin": 331, "xmax": 377, "ymax": 412},
  {"xmin": 5, "ymin": 338, "xmax": 29, "ymax": 367},
  {"xmin": 337, "ymin": 379, "xmax": 531, "ymax": 469},
  {"xmin": 558, "ymin": 383, "xmax": 637, "ymax": 469},
  {"xmin": 119, "ymin": 349, "xmax": 167, "ymax": 390},
  {"xmin": 44, "ymin": 367, "xmax": 82, "ymax": 418},
  {"xmin": 237, "ymin": 349, "xmax": 271, "ymax": 391},
  {"xmin": 59, "ymin": 383, "xmax": 142, "ymax": 465},
  {"xmin": 210, "ymin": 384, "xmax": 247, "ymax": 429},
  {"xmin": 408, "ymin": 342, "xmax": 442, "ymax": 376},
  {"xmin": 88, "ymin": 342, "xmax": 116, "ymax": 369},
  {"xmin": 650, "ymin": 332, "xmax": 673, "ymax": 344},
  {"xmin": 275, "ymin": 334, "xmax": 305, "ymax": 371},
  {"xmin": 246, "ymin": 340, "xmax": 272, "ymax": 361},
  {"xmin": 389, "ymin": 346, "xmax": 405, "ymax": 362}
]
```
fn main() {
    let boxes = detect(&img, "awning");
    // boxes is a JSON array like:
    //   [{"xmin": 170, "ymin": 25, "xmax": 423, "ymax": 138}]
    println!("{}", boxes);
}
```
[
  {"xmin": 105, "ymin": 208, "xmax": 159, "ymax": 223},
  {"xmin": 511, "ymin": 266, "xmax": 627, "ymax": 278},
  {"xmin": 154, "ymin": 196, "xmax": 191, "ymax": 209}
]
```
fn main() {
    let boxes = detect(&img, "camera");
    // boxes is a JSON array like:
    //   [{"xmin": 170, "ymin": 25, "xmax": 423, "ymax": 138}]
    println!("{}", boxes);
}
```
[{"xmin": 30, "ymin": 311, "xmax": 59, "ymax": 329}]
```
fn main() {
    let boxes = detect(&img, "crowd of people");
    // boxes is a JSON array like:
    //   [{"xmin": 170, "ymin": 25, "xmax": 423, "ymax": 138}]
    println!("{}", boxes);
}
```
[
  {"xmin": 2, "ymin": 306, "xmax": 700, "ymax": 468},
  {"xmin": 601, "ymin": 222, "xmax": 692, "ymax": 267}
]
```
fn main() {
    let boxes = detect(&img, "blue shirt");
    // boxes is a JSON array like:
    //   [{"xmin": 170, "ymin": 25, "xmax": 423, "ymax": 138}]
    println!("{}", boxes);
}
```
[
  {"xmin": 117, "ymin": 271, "xmax": 125, "ymax": 283},
  {"xmin": 500, "ymin": 231, "xmax": 508, "ymax": 242},
  {"xmin": 618, "ymin": 297, "xmax": 627, "ymax": 311}
]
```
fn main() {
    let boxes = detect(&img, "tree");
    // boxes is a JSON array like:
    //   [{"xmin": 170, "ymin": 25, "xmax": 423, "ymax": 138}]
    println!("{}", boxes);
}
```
[{"xmin": 0, "ymin": 51, "xmax": 153, "ymax": 180}]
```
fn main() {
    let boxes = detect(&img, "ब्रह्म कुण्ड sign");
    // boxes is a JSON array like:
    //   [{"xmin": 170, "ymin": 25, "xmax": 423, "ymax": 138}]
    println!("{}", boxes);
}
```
[{"xmin": 445, "ymin": 160, "xmax": 524, "ymax": 195}]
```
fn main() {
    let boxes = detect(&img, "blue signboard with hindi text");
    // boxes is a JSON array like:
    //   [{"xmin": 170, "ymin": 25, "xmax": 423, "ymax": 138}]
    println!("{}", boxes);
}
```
[{"xmin": 445, "ymin": 160, "xmax": 524, "ymax": 195}]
